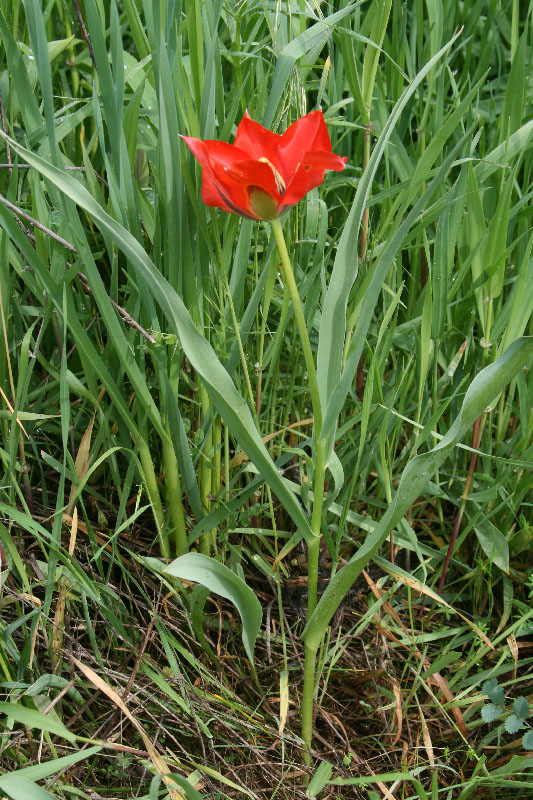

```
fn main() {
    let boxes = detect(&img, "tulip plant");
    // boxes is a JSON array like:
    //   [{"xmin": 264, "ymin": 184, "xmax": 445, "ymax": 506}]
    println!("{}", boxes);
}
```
[
  {"xmin": 163, "ymin": 92, "xmax": 533, "ymax": 762},
  {"xmin": 182, "ymin": 109, "xmax": 347, "ymax": 761}
]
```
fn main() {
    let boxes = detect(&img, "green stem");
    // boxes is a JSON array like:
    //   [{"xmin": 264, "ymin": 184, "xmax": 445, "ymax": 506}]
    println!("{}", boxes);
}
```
[
  {"xmin": 270, "ymin": 219, "xmax": 322, "ymax": 436},
  {"xmin": 270, "ymin": 218, "xmax": 325, "ymax": 767},
  {"xmin": 138, "ymin": 435, "xmax": 168, "ymax": 559},
  {"xmin": 198, "ymin": 383, "xmax": 214, "ymax": 555},
  {"xmin": 301, "ymin": 643, "xmax": 317, "ymax": 767},
  {"xmin": 211, "ymin": 414, "xmax": 222, "ymax": 551},
  {"xmin": 162, "ymin": 431, "xmax": 188, "ymax": 557},
  {"xmin": 308, "ymin": 442, "xmax": 325, "ymax": 615}
]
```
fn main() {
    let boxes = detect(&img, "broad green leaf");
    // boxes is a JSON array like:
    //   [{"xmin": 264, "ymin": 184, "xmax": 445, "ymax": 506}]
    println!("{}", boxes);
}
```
[
  {"xmin": 0, "ymin": 701, "xmax": 75, "ymax": 742},
  {"xmin": 469, "ymin": 509, "xmax": 509, "ymax": 573},
  {"xmin": 0, "ymin": 775, "xmax": 59, "ymax": 800},
  {"xmin": 514, "ymin": 697, "xmax": 530, "ymax": 721},
  {"xmin": 483, "ymin": 680, "xmax": 505, "ymax": 707},
  {"xmin": 522, "ymin": 730, "xmax": 533, "ymax": 750},
  {"xmin": 505, "ymin": 714, "xmax": 526, "ymax": 734},
  {"xmin": 165, "ymin": 553, "xmax": 262, "ymax": 663},
  {"xmin": 361, "ymin": 0, "xmax": 392, "ymax": 116},
  {"xmin": 304, "ymin": 337, "xmax": 533, "ymax": 651},
  {"xmin": 474, "ymin": 120, "xmax": 533, "ymax": 182},
  {"xmin": 4, "ymin": 747, "xmax": 101, "ymax": 780},
  {"xmin": 481, "ymin": 703, "xmax": 503, "ymax": 724},
  {"xmin": 307, "ymin": 760, "xmax": 333, "ymax": 799}
]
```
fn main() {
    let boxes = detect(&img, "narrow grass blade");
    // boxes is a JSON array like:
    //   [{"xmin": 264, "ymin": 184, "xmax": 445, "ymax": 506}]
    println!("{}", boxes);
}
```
[
  {"xmin": 262, "ymin": 4, "xmax": 359, "ymax": 128},
  {"xmin": 0, "ymin": 701, "xmax": 76, "ymax": 742}
]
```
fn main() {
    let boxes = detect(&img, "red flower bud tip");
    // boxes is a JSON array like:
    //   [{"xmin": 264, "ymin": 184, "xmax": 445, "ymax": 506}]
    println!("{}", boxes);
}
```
[{"xmin": 181, "ymin": 110, "xmax": 347, "ymax": 220}]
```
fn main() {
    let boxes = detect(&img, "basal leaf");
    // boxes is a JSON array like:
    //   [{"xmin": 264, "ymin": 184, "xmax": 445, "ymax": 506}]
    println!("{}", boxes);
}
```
[
  {"xmin": 165, "ymin": 553, "xmax": 262, "ymax": 663},
  {"xmin": 505, "ymin": 714, "xmax": 526, "ymax": 734},
  {"xmin": 514, "ymin": 697, "xmax": 530, "ymax": 721},
  {"xmin": 481, "ymin": 703, "xmax": 503, "ymax": 724}
]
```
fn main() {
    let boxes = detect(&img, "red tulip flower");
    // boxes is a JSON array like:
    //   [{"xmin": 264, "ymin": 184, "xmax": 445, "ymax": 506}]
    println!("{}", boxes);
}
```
[{"xmin": 182, "ymin": 110, "xmax": 347, "ymax": 221}]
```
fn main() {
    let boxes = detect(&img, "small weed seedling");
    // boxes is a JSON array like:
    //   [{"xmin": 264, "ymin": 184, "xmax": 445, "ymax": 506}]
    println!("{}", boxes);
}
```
[{"xmin": 482, "ymin": 679, "xmax": 533, "ymax": 749}]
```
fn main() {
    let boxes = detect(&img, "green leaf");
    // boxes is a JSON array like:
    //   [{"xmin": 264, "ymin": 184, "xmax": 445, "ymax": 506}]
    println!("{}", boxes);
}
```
[
  {"xmin": 0, "ymin": 775, "xmax": 59, "ymax": 800},
  {"xmin": 306, "ymin": 760, "xmax": 333, "ymax": 799},
  {"xmin": 522, "ymin": 730, "xmax": 533, "ymax": 750},
  {"xmin": 0, "ymin": 701, "xmax": 75, "ymax": 743},
  {"xmin": 190, "ymin": 584, "xmax": 219, "ymax": 664},
  {"xmin": 0, "ymin": 9, "xmax": 42, "ymax": 137},
  {"xmin": 505, "ymin": 714, "xmax": 526, "ymax": 734},
  {"xmin": 469, "ymin": 509, "xmax": 509, "ymax": 573},
  {"xmin": 500, "ymin": 30, "xmax": 527, "ymax": 138},
  {"xmin": 481, "ymin": 703, "xmax": 503, "ymax": 724},
  {"xmin": 474, "ymin": 120, "xmax": 533, "ymax": 182},
  {"xmin": 3, "ymin": 747, "xmax": 101, "ymax": 781},
  {"xmin": 164, "ymin": 554, "xmax": 262, "ymax": 664},
  {"xmin": 304, "ymin": 336, "xmax": 533, "ymax": 651},
  {"xmin": 149, "ymin": 772, "xmax": 203, "ymax": 800},
  {"xmin": 422, "ymin": 651, "xmax": 462, "ymax": 678},
  {"xmin": 483, "ymin": 679, "xmax": 505, "ymax": 707},
  {"xmin": 361, "ymin": 0, "xmax": 392, "ymax": 115},
  {"xmin": 514, "ymin": 697, "xmax": 530, "ymax": 721}
]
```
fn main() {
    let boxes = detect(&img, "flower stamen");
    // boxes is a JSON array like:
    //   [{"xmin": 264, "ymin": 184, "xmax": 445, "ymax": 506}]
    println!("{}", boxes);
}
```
[{"xmin": 259, "ymin": 157, "xmax": 286, "ymax": 195}]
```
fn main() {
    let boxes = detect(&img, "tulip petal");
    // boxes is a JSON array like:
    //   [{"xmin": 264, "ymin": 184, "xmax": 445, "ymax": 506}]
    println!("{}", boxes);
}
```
[
  {"xmin": 182, "ymin": 136, "xmax": 269, "ymax": 216},
  {"xmin": 211, "ymin": 158, "xmax": 281, "ymax": 219},
  {"xmin": 182, "ymin": 136, "xmax": 250, "ymax": 169},
  {"xmin": 282, "ymin": 150, "xmax": 347, "ymax": 206},
  {"xmin": 277, "ymin": 111, "xmax": 334, "ymax": 182},
  {"xmin": 234, "ymin": 115, "xmax": 281, "ymax": 165}
]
